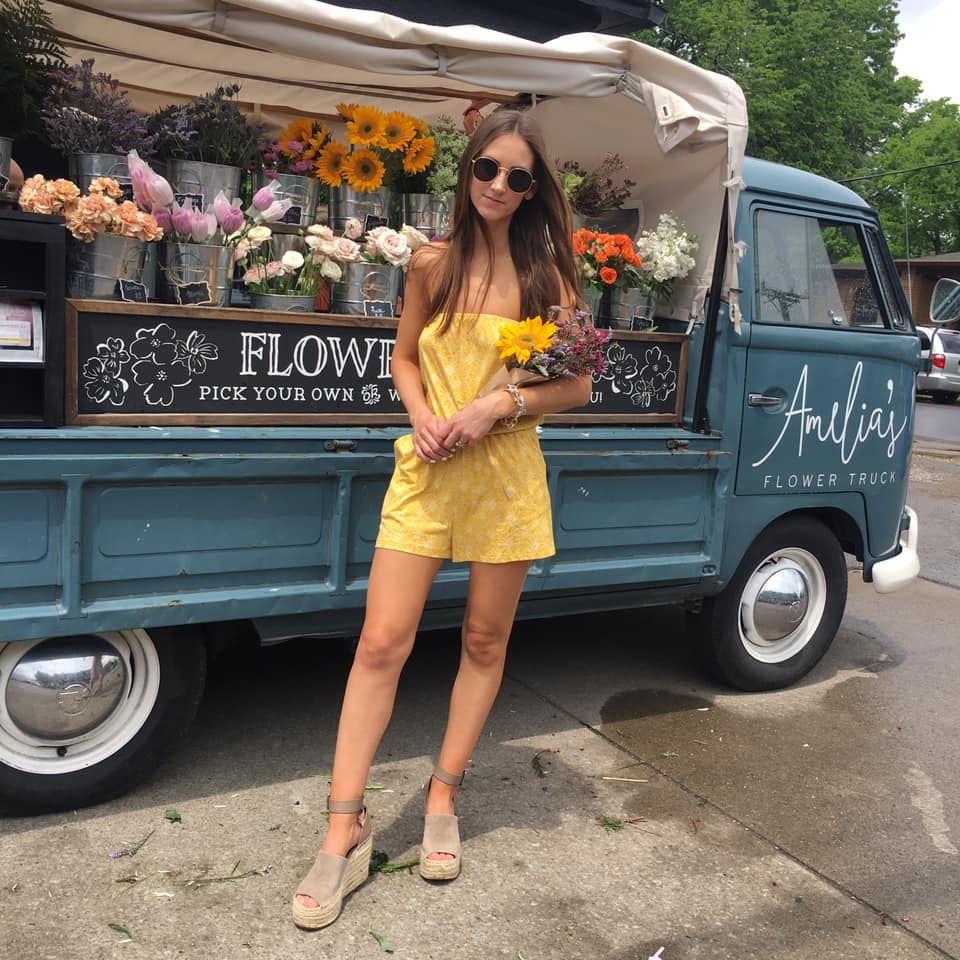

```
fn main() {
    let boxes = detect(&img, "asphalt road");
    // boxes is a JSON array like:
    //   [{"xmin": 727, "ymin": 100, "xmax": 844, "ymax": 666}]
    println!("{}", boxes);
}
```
[
  {"xmin": 914, "ymin": 394, "xmax": 960, "ymax": 448},
  {"xmin": 0, "ymin": 453, "xmax": 957, "ymax": 960}
]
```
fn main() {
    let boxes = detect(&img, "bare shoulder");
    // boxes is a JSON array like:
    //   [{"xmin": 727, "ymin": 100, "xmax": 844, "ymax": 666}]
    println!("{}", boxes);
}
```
[{"xmin": 409, "ymin": 240, "xmax": 448, "ymax": 273}]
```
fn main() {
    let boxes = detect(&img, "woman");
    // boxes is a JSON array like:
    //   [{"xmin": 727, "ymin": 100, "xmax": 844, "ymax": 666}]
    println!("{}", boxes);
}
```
[{"xmin": 292, "ymin": 108, "xmax": 591, "ymax": 929}]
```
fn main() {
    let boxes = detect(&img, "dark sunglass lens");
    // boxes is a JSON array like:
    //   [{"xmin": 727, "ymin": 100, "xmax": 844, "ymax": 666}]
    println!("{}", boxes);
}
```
[
  {"xmin": 473, "ymin": 157, "xmax": 498, "ymax": 182},
  {"xmin": 507, "ymin": 169, "xmax": 533, "ymax": 193}
]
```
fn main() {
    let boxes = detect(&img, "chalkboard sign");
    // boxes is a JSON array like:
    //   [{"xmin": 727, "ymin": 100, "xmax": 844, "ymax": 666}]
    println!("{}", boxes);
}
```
[
  {"xmin": 117, "ymin": 279, "xmax": 147, "ymax": 303},
  {"xmin": 175, "ymin": 192, "xmax": 204, "ymax": 211},
  {"xmin": 363, "ymin": 214, "xmax": 389, "ymax": 234},
  {"xmin": 66, "ymin": 302, "xmax": 686, "ymax": 425},
  {"xmin": 118, "ymin": 181, "xmax": 135, "ymax": 203},
  {"xmin": 282, "ymin": 205, "xmax": 303, "ymax": 225},
  {"xmin": 0, "ymin": 174, "xmax": 9, "ymax": 192},
  {"xmin": 363, "ymin": 300, "xmax": 393, "ymax": 318},
  {"xmin": 552, "ymin": 330, "xmax": 688, "ymax": 424},
  {"xmin": 175, "ymin": 281, "xmax": 212, "ymax": 305}
]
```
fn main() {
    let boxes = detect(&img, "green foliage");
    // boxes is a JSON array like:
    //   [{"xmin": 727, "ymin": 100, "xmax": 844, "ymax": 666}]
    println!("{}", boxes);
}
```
[
  {"xmin": 855, "ymin": 99, "xmax": 960, "ymax": 257},
  {"xmin": 0, "ymin": 0, "xmax": 66, "ymax": 138},
  {"xmin": 425, "ymin": 116, "xmax": 468, "ymax": 197},
  {"xmin": 636, "ymin": 0, "xmax": 921, "ymax": 182}
]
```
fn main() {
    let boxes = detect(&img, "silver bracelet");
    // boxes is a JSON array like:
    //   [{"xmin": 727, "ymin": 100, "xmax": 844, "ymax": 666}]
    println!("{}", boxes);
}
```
[{"xmin": 501, "ymin": 383, "xmax": 526, "ymax": 428}]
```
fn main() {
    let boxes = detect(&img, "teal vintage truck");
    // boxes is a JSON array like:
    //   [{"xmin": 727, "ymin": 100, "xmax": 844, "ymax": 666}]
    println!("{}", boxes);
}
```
[{"xmin": 0, "ymin": 5, "xmax": 939, "ymax": 813}]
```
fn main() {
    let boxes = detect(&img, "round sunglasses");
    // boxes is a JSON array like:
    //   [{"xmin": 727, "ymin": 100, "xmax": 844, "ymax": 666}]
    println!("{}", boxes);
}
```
[{"xmin": 470, "ymin": 155, "xmax": 536, "ymax": 194}]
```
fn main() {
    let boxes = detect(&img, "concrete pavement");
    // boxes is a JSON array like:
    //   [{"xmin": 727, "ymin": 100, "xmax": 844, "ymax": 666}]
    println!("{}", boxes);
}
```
[{"xmin": 2, "ymin": 566, "xmax": 956, "ymax": 959}]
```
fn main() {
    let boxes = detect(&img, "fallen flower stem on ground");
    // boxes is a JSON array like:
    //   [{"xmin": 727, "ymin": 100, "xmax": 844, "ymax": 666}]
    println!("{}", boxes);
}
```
[
  {"xmin": 377, "ymin": 858, "xmax": 420, "ymax": 874},
  {"xmin": 601, "ymin": 776, "xmax": 649, "ymax": 783},
  {"xmin": 185, "ymin": 865, "xmax": 272, "ymax": 890}
]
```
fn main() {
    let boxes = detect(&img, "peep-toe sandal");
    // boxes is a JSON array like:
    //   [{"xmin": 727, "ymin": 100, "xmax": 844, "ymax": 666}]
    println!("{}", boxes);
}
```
[
  {"xmin": 292, "ymin": 797, "xmax": 373, "ymax": 930},
  {"xmin": 420, "ymin": 764, "xmax": 465, "ymax": 881}
]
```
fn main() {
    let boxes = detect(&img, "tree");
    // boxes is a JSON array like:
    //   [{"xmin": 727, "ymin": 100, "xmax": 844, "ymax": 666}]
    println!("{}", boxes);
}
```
[
  {"xmin": 857, "ymin": 100, "xmax": 960, "ymax": 257},
  {"xmin": 636, "ymin": 0, "xmax": 921, "ymax": 182}
]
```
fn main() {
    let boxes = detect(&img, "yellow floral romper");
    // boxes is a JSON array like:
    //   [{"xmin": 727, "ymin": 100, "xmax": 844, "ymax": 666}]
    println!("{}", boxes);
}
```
[{"xmin": 376, "ymin": 312, "xmax": 556, "ymax": 563}]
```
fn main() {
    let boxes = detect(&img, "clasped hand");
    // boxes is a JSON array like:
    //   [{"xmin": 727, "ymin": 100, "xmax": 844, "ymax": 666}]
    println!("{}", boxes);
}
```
[{"xmin": 411, "ymin": 395, "xmax": 503, "ymax": 463}]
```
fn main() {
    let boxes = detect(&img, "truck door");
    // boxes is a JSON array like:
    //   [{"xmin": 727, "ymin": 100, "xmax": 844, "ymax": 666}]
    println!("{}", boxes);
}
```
[{"xmin": 735, "ymin": 204, "xmax": 918, "ymax": 557}]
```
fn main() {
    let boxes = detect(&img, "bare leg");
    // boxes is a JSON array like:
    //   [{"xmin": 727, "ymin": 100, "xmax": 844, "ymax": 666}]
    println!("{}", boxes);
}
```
[
  {"xmin": 426, "ymin": 559, "xmax": 530, "ymax": 859},
  {"xmin": 297, "ymin": 547, "xmax": 442, "ymax": 908}
]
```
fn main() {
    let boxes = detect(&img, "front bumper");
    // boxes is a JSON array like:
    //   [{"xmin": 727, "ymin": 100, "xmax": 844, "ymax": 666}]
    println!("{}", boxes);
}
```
[{"xmin": 872, "ymin": 506, "xmax": 919, "ymax": 594}]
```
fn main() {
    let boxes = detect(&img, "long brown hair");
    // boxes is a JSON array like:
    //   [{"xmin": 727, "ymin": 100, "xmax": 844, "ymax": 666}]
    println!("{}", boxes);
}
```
[{"xmin": 426, "ymin": 109, "xmax": 581, "ymax": 333}]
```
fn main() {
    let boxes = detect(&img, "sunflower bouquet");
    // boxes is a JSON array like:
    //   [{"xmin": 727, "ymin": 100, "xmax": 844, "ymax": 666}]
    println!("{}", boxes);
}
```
[
  {"xmin": 258, "ymin": 117, "xmax": 331, "ymax": 178},
  {"xmin": 478, "ymin": 308, "xmax": 610, "ymax": 397},
  {"xmin": 313, "ymin": 103, "xmax": 435, "ymax": 194}
]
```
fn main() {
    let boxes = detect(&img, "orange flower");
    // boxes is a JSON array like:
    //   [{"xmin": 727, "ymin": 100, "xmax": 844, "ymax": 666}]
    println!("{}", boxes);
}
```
[
  {"xmin": 346, "ymin": 105, "xmax": 386, "ymax": 147},
  {"xmin": 600, "ymin": 266, "xmax": 618, "ymax": 285},
  {"xmin": 343, "ymin": 147, "xmax": 385, "ymax": 192}
]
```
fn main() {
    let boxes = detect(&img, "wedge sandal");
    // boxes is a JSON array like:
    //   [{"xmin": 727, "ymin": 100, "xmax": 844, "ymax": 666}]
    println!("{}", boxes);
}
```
[
  {"xmin": 419, "ymin": 764, "xmax": 465, "ymax": 881},
  {"xmin": 292, "ymin": 797, "xmax": 372, "ymax": 930}
]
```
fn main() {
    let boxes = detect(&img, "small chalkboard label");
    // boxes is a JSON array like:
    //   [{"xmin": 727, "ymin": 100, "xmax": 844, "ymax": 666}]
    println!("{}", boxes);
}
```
[
  {"xmin": 281, "ymin": 205, "xmax": 303, "ymax": 225},
  {"xmin": 117, "ymin": 279, "xmax": 148, "ymax": 303},
  {"xmin": 175, "ymin": 281, "xmax": 212, "ymax": 305},
  {"xmin": 118, "ymin": 181, "xmax": 136, "ymax": 203},
  {"xmin": 631, "ymin": 316, "xmax": 656, "ymax": 331},
  {"xmin": 0, "ymin": 173, "xmax": 9, "ymax": 192},
  {"xmin": 363, "ymin": 215, "xmax": 389, "ymax": 234},
  {"xmin": 362, "ymin": 299, "xmax": 394, "ymax": 318},
  {"xmin": 175, "ymin": 192, "xmax": 205, "ymax": 211}
]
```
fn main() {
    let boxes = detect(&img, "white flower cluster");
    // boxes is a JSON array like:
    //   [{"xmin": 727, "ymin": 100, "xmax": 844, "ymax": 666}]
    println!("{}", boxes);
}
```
[
  {"xmin": 309, "ymin": 220, "xmax": 429, "ymax": 270},
  {"xmin": 635, "ymin": 212, "xmax": 698, "ymax": 289}
]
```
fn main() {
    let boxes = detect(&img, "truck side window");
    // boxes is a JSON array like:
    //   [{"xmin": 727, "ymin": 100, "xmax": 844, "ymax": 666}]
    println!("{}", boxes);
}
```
[{"xmin": 756, "ymin": 210, "xmax": 892, "ymax": 330}]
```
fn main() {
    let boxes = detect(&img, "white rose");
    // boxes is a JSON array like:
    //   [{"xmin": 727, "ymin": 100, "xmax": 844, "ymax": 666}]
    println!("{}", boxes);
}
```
[
  {"xmin": 320, "ymin": 258, "xmax": 343, "ymax": 281},
  {"xmin": 375, "ymin": 230, "xmax": 409, "ymax": 266},
  {"xmin": 367, "ymin": 225, "xmax": 391, "ymax": 241},
  {"xmin": 333, "ymin": 237, "xmax": 362, "ymax": 262},
  {"xmin": 344, "ymin": 217, "xmax": 364, "ymax": 240},
  {"xmin": 248, "ymin": 225, "xmax": 272, "ymax": 244},
  {"xmin": 400, "ymin": 223, "xmax": 429, "ymax": 251},
  {"xmin": 318, "ymin": 238, "xmax": 340, "ymax": 257},
  {"xmin": 281, "ymin": 250, "xmax": 305, "ymax": 272},
  {"xmin": 307, "ymin": 223, "xmax": 334, "ymax": 239}
]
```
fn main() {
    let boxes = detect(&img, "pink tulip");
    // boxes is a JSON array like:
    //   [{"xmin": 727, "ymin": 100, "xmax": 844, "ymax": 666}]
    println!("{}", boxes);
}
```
[
  {"xmin": 153, "ymin": 206, "xmax": 173, "ymax": 234},
  {"xmin": 127, "ymin": 149, "xmax": 173, "ymax": 211},
  {"xmin": 251, "ymin": 182, "xmax": 280, "ymax": 211},
  {"xmin": 190, "ymin": 208, "xmax": 218, "ymax": 243},
  {"xmin": 170, "ymin": 200, "xmax": 194, "ymax": 237},
  {"xmin": 220, "ymin": 205, "xmax": 245, "ymax": 234},
  {"xmin": 259, "ymin": 198, "xmax": 293, "ymax": 223}
]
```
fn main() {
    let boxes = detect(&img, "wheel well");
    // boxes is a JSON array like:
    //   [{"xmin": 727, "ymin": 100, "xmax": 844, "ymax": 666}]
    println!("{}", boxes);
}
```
[{"xmin": 776, "ymin": 507, "xmax": 864, "ymax": 561}]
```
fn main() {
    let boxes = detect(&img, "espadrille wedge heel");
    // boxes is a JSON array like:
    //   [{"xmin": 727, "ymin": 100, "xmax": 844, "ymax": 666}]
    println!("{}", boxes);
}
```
[
  {"xmin": 292, "ymin": 798, "xmax": 372, "ymax": 930},
  {"xmin": 419, "ymin": 764, "xmax": 465, "ymax": 881}
]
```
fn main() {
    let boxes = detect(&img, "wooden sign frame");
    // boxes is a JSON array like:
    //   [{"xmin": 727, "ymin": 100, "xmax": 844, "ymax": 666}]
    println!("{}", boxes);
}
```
[{"xmin": 65, "ymin": 300, "xmax": 688, "ymax": 426}]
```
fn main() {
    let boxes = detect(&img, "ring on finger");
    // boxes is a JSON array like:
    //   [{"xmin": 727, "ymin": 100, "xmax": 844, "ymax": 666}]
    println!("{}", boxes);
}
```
[{"xmin": 453, "ymin": 438, "xmax": 466, "ymax": 449}]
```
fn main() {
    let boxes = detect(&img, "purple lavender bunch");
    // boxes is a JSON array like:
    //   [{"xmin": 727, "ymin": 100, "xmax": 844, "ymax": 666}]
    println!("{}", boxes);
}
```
[
  {"xmin": 537, "ymin": 311, "xmax": 610, "ymax": 379},
  {"xmin": 42, "ymin": 59, "xmax": 155, "ymax": 156},
  {"xmin": 558, "ymin": 154, "xmax": 636, "ymax": 217}
]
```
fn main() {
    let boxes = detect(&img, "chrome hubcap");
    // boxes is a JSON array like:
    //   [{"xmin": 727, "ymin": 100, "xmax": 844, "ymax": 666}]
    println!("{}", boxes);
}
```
[{"xmin": 738, "ymin": 548, "xmax": 825, "ymax": 662}]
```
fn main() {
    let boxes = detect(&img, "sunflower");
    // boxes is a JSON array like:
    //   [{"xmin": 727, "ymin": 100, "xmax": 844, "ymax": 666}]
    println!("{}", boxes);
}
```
[
  {"xmin": 343, "ymin": 148, "xmax": 386, "ymax": 192},
  {"xmin": 403, "ymin": 136, "xmax": 436, "ymax": 174},
  {"xmin": 495, "ymin": 315, "xmax": 558, "ymax": 367},
  {"xmin": 277, "ymin": 118, "xmax": 314, "ymax": 155},
  {"xmin": 336, "ymin": 102, "xmax": 358, "ymax": 121},
  {"xmin": 413, "ymin": 117, "xmax": 430, "ymax": 136},
  {"xmin": 302, "ymin": 125, "xmax": 329, "ymax": 160},
  {"xmin": 346, "ymin": 105, "xmax": 386, "ymax": 147},
  {"xmin": 380, "ymin": 112, "xmax": 417, "ymax": 151},
  {"xmin": 315, "ymin": 141, "xmax": 349, "ymax": 187}
]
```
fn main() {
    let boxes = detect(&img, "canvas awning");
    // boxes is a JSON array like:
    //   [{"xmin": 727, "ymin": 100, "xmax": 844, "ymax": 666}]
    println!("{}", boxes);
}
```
[{"xmin": 45, "ymin": 0, "xmax": 749, "ymax": 324}]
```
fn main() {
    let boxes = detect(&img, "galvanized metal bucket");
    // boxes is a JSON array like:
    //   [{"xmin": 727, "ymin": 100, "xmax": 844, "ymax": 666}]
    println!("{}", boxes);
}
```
[
  {"xmin": 158, "ymin": 241, "xmax": 234, "ymax": 306},
  {"xmin": 66, "ymin": 234, "xmax": 149, "ymax": 299},
  {"xmin": 400, "ymin": 193, "xmax": 451, "ymax": 236},
  {"xmin": 330, "ymin": 261, "xmax": 401, "ymax": 316},
  {"xmin": 602, "ymin": 288, "xmax": 657, "ymax": 331},
  {"xmin": 68, "ymin": 153, "xmax": 134, "ymax": 201},
  {"xmin": 249, "ymin": 292, "xmax": 315, "ymax": 312},
  {"xmin": 166, "ymin": 160, "xmax": 241, "ymax": 211},
  {"xmin": 572, "ymin": 206, "xmax": 642, "ymax": 240},
  {"xmin": 0, "ymin": 137, "xmax": 12, "ymax": 184},
  {"xmin": 255, "ymin": 173, "xmax": 320, "ymax": 227},
  {"xmin": 581, "ymin": 284, "xmax": 603, "ymax": 322},
  {"xmin": 328, "ymin": 185, "xmax": 393, "ymax": 234}
]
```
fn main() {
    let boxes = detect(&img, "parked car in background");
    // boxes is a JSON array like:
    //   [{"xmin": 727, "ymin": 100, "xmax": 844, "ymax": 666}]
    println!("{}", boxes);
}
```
[{"xmin": 916, "ymin": 324, "xmax": 960, "ymax": 403}]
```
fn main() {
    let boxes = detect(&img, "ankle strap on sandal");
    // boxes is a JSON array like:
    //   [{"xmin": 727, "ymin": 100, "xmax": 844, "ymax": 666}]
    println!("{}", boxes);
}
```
[
  {"xmin": 432, "ymin": 764, "xmax": 465, "ymax": 787},
  {"xmin": 327, "ymin": 796, "xmax": 365, "ymax": 814}
]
